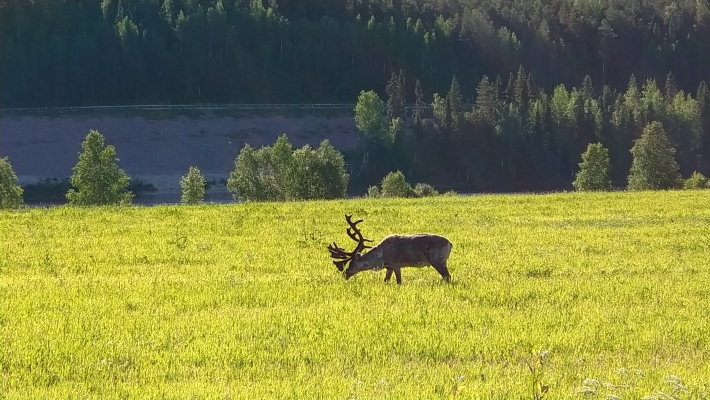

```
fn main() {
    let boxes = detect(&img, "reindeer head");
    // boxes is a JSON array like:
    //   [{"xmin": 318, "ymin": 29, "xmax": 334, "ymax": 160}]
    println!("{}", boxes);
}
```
[{"xmin": 327, "ymin": 214, "xmax": 374, "ymax": 277}]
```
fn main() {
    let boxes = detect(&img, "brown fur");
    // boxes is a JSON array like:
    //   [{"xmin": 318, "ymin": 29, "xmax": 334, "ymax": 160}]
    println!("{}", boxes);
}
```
[
  {"xmin": 327, "ymin": 215, "xmax": 453, "ymax": 285},
  {"xmin": 344, "ymin": 234, "xmax": 454, "ymax": 284}
]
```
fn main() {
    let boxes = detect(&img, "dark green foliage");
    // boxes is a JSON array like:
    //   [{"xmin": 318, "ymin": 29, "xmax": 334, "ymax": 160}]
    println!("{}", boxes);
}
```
[
  {"xmin": 290, "ymin": 140, "xmax": 349, "ymax": 200},
  {"xmin": 683, "ymin": 171, "xmax": 709, "ymax": 190},
  {"xmin": 380, "ymin": 171, "xmax": 413, "ymax": 198},
  {"xmin": 22, "ymin": 178, "xmax": 73, "ymax": 203},
  {"xmin": 573, "ymin": 143, "xmax": 613, "ymax": 191},
  {"xmin": 628, "ymin": 122, "xmax": 681, "ymax": 191},
  {"xmin": 227, "ymin": 135, "xmax": 348, "ymax": 202},
  {"xmin": 386, "ymin": 70, "xmax": 406, "ymax": 122},
  {"xmin": 413, "ymin": 79, "xmax": 426, "ymax": 128},
  {"xmin": 367, "ymin": 185, "xmax": 381, "ymax": 198},
  {"xmin": 66, "ymin": 130, "xmax": 133, "ymax": 206},
  {"xmin": 413, "ymin": 183, "xmax": 439, "ymax": 197},
  {"xmin": 180, "ymin": 166, "xmax": 206, "ymax": 205},
  {"xmin": 2, "ymin": 0, "xmax": 710, "ymax": 110},
  {"xmin": 446, "ymin": 75, "xmax": 464, "ymax": 133},
  {"xmin": 227, "ymin": 144, "xmax": 263, "ymax": 202},
  {"xmin": 355, "ymin": 90, "xmax": 390, "ymax": 147},
  {"xmin": 0, "ymin": 157, "xmax": 24, "ymax": 209}
]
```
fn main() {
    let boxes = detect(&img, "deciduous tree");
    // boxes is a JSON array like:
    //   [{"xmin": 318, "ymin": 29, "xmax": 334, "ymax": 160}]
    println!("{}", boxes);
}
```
[{"xmin": 66, "ymin": 130, "xmax": 132, "ymax": 206}]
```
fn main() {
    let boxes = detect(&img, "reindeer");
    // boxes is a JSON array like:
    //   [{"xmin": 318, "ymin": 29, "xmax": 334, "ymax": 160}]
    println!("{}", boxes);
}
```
[{"xmin": 327, "ymin": 214, "xmax": 453, "ymax": 285}]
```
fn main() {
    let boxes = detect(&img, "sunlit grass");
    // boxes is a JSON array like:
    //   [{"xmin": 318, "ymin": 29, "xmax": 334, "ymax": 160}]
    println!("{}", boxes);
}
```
[{"xmin": 1, "ymin": 191, "xmax": 709, "ymax": 399}]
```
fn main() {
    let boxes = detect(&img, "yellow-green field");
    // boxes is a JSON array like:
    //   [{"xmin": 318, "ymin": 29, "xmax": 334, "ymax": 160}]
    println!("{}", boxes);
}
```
[{"xmin": 1, "ymin": 191, "xmax": 709, "ymax": 399}]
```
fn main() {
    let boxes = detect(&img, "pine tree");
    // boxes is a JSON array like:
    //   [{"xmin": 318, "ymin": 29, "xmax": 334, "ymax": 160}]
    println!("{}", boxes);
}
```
[
  {"xmin": 474, "ymin": 75, "xmax": 498, "ymax": 125},
  {"xmin": 572, "ymin": 142, "xmax": 612, "ymax": 191},
  {"xmin": 514, "ymin": 65, "xmax": 529, "ymax": 111},
  {"xmin": 413, "ymin": 78, "xmax": 425, "ymax": 127},
  {"xmin": 386, "ymin": 71, "xmax": 405, "ymax": 121},
  {"xmin": 628, "ymin": 121, "xmax": 681, "ymax": 190},
  {"xmin": 446, "ymin": 75, "xmax": 463, "ymax": 132},
  {"xmin": 581, "ymin": 75, "xmax": 595, "ymax": 101},
  {"xmin": 665, "ymin": 71, "xmax": 678, "ymax": 102}
]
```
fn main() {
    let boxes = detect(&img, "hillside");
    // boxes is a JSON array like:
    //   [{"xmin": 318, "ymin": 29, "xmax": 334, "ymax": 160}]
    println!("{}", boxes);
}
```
[{"xmin": 0, "ymin": 110, "xmax": 359, "ymax": 201}]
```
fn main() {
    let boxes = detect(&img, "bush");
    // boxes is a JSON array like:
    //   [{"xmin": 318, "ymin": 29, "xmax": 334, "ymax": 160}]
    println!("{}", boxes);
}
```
[
  {"xmin": 66, "ymin": 129, "xmax": 133, "ymax": 206},
  {"xmin": 180, "ymin": 166, "xmax": 207, "ymax": 204},
  {"xmin": 227, "ymin": 134, "xmax": 349, "ymax": 202},
  {"xmin": 683, "ymin": 171, "xmax": 709, "ymax": 190},
  {"xmin": 22, "ymin": 178, "xmax": 73, "ymax": 203},
  {"xmin": 0, "ymin": 157, "xmax": 24, "ymax": 209},
  {"xmin": 443, "ymin": 190, "xmax": 458, "ymax": 197},
  {"xmin": 291, "ymin": 140, "xmax": 349, "ymax": 200},
  {"xmin": 128, "ymin": 179, "xmax": 157, "ymax": 196},
  {"xmin": 573, "ymin": 142, "xmax": 612, "ymax": 191},
  {"xmin": 413, "ymin": 182, "xmax": 439, "ymax": 197},
  {"xmin": 380, "ymin": 171, "xmax": 413, "ymax": 198},
  {"xmin": 367, "ymin": 185, "xmax": 381, "ymax": 198}
]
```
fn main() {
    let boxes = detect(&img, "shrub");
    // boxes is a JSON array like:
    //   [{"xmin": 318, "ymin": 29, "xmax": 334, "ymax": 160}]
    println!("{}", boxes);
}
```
[
  {"xmin": 228, "ymin": 135, "xmax": 349, "ymax": 202},
  {"xmin": 413, "ymin": 182, "xmax": 439, "ymax": 197},
  {"xmin": 0, "ymin": 157, "xmax": 24, "ymax": 209},
  {"xmin": 227, "ymin": 143, "xmax": 266, "ymax": 202},
  {"xmin": 683, "ymin": 171, "xmax": 709, "ymax": 190},
  {"xmin": 66, "ymin": 130, "xmax": 133, "ymax": 206},
  {"xmin": 22, "ymin": 178, "xmax": 73, "ymax": 203},
  {"xmin": 180, "ymin": 166, "xmax": 207, "ymax": 204},
  {"xmin": 128, "ymin": 179, "xmax": 157, "ymax": 196},
  {"xmin": 380, "ymin": 171, "xmax": 413, "ymax": 198},
  {"xmin": 367, "ymin": 185, "xmax": 381, "ymax": 198}
]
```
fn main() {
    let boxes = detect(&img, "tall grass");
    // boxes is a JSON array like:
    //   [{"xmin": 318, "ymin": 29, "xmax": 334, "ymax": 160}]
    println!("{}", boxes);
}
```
[{"xmin": 1, "ymin": 191, "xmax": 709, "ymax": 399}]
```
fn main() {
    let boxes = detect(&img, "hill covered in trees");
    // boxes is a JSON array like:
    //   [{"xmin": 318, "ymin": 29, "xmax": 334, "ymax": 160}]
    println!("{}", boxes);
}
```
[{"xmin": 1, "ymin": 0, "xmax": 709, "ymax": 192}]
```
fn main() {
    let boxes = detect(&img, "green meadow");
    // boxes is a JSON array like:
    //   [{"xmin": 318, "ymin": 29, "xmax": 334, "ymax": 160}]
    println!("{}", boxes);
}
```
[{"xmin": 1, "ymin": 191, "xmax": 709, "ymax": 399}]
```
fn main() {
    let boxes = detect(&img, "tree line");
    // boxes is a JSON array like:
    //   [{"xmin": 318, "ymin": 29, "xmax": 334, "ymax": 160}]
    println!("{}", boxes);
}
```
[
  {"xmin": 0, "ymin": 121, "xmax": 707, "ymax": 210},
  {"xmin": 350, "ymin": 70, "xmax": 710, "ymax": 191},
  {"xmin": 2, "ymin": 0, "xmax": 710, "ymax": 107}
]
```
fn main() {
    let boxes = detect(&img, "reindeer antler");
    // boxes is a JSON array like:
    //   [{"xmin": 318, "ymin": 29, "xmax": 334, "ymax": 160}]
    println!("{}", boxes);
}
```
[
  {"xmin": 345, "ymin": 214, "xmax": 374, "ymax": 254},
  {"xmin": 327, "ymin": 242, "xmax": 352, "ymax": 260},
  {"xmin": 326, "ymin": 214, "xmax": 374, "ymax": 271}
]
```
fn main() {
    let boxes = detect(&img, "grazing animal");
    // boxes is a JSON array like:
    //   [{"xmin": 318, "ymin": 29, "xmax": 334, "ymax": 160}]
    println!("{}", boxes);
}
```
[{"xmin": 327, "ymin": 214, "xmax": 453, "ymax": 284}]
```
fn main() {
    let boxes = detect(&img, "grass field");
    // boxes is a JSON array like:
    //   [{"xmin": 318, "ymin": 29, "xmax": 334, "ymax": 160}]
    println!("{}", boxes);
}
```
[{"xmin": 1, "ymin": 191, "xmax": 709, "ymax": 399}]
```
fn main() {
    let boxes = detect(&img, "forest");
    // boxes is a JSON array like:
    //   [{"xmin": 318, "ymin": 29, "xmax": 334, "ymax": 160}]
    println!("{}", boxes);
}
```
[{"xmin": 1, "ymin": 0, "xmax": 709, "ymax": 191}]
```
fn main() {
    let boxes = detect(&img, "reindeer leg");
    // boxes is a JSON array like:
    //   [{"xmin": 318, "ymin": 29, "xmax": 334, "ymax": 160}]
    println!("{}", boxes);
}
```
[
  {"xmin": 394, "ymin": 268, "xmax": 402, "ymax": 285},
  {"xmin": 432, "ymin": 263, "xmax": 451, "ymax": 283},
  {"xmin": 384, "ymin": 269, "xmax": 393, "ymax": 282}
]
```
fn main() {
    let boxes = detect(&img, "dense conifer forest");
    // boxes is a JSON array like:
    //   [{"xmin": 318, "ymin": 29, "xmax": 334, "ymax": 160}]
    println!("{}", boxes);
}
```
[{"xmin": 1, "ymin": 0, "xmax": 709, "ymax": 191}]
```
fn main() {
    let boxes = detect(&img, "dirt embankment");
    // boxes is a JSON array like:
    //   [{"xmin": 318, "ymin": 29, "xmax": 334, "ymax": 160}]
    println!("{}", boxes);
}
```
[{"xmin": 0, "ymin": 111, "xmax": 360, "ymax": 199}]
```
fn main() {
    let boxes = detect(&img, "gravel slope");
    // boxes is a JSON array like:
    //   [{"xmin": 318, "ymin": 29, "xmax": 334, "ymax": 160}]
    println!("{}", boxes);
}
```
[{"xmin": 0, "ymin": 112, "xmax": 359, "ymax": 196}]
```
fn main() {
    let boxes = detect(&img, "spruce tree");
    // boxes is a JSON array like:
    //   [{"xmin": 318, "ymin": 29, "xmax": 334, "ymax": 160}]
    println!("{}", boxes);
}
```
[
  {"xmin": 413, "ymin": 79, "xmax": 425, "ymax": 127},
  {"xmin": 628, "ymin": 122, "xmax": 681, "ymax": 190},
  {"xmin": 446, "ymin": 75, "xmax": 463, "ymax": 132},
  {"xmin": 665, "ymin": 71, "xmax": 678, "ymax": 102}
]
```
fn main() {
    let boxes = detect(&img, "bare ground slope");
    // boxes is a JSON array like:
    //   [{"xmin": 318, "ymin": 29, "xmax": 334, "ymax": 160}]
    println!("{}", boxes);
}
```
[{"xmin": 0, "ymin": 112, "xmax": 359, "ymax": 197}]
